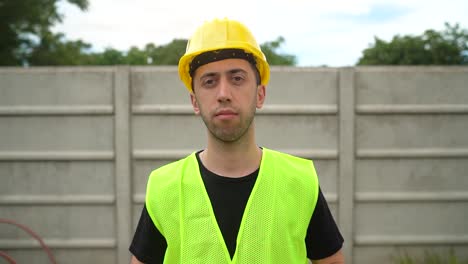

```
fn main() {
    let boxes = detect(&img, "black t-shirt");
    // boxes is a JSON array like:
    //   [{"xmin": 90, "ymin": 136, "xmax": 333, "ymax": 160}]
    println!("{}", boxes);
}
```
[{"xmin": 130, "ymin": 152, "xmax": 343, "ymax": 263}]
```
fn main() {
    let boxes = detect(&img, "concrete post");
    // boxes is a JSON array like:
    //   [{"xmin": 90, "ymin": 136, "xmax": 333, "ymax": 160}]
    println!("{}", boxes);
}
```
[
  {"xmin": 338, "ymin": 67, "xmax": 355, "ymax": 264},
  {"xmin": 114, "ymin": 66, "xmax": 132, "ymax": 263}
]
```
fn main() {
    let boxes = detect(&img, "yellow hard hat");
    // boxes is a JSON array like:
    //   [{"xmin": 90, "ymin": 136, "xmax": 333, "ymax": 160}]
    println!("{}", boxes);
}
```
[{"xmin": 178, "ymin": 18, "xmax": 270, "ymax": 92}]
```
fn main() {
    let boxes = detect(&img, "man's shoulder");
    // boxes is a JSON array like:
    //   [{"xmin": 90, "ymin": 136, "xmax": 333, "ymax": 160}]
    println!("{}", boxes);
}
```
[
  {"xmin": 264, "ymin": 148, "xmax": 312, "ymax": 165},
  {"xmin": 263, "ymin": 147, "xmax": 318, "ymax": 182},
  {"xmin": 148, "ymin": 152, "xmax": 197, "ymax": 180}
]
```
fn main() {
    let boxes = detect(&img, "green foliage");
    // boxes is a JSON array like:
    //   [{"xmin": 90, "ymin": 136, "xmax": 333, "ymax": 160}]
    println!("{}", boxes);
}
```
[
  {"xmin": 92, "ymin": 37, "xmax": 296, "ymax": 66},
  {"xmin": 0, "ymin": 0, "xmax": 89, "ymax": 65},
  {"xmin": 393, "ymin": 249, "xmax": 468, "ymax": 264},
  {"xmin": 0, "ymin": 0, "xmax": 296, "ymax": 66},
  {"xmin": 81, "ymin": 39, "xmax": 187, "ymax": 66},
  {"xmin": 90, "ymin": 48, "xmax": 126, "ymax": 65},
  {"xmin": 357, "ymin": 23, "xmax": 468, "ymax": 65},
  {"xmin": 28, "ymin": 31, "xmax": 93, "ymax": 65},
  {"xmin": 125, "ymin": 46, "xmax": 148, "ymax": 65},
  {"xmin": 145, "ymin": 39, "xmax": 187, "ymax": 65},
  {"xmin": 261, "ymin": 36, "xmax": 297, "ymax": 65}
]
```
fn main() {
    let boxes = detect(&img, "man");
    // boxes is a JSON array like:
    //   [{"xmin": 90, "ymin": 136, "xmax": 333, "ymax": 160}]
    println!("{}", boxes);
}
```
[{"xmin": 130, "ymin": 18, "xmax": 344, "ymax": 264}]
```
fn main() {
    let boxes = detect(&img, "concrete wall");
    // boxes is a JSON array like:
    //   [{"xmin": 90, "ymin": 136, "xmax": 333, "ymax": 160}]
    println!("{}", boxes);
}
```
[{"xmin": 0, "ymin": 66, "xmax": 467, "ymax": 263}]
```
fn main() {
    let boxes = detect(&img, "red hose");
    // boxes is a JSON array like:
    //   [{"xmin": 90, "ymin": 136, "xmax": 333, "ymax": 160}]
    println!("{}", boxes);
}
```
[
  {"xmin": 0, "ymin": 218, "xmax": 57, "ymax": 264},
  {"xmin": 0, "ymin": 251, "xmax": 16, "ymax": 264}
]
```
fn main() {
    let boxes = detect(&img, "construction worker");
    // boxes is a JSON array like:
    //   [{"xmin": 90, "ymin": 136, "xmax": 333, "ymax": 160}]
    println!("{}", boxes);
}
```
[{"xmin": 130, "ymin": 18, "xmax": 344, "ymax": 264}]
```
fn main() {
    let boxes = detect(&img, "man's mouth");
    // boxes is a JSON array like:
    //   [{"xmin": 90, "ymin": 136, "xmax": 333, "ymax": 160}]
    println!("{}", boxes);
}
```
[{"xmin": 215, "ymin": 109, "xmax": 238, "ymax": 119}]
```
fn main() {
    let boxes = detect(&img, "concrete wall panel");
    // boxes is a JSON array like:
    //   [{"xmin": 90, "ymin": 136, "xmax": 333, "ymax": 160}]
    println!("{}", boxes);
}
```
[
  {"xmin": 313, "ymin": 160, "xmax": 338, "ymax": 193},
  {"xmin": 357, "ymin": 115, "xmax": 468, "ymax": 149},
  {"xmin": 268, "ymin": 68, "xmax": 338, "ymax": 104},
  {"xmin": 256, "ymin": 115, "xmax": 338, "ymax": 149},
  {"xmin": 0, "ymin": 161, "xmax": 114, "ymax": 195},
  {"xmin": 0, "ymin": 68, "xmax": 113, "ymax": 106},
  {"xmin": 131, "ymin": 67, "xmax": 188, "ymax": 105},
  {"xmin": 132, "ymin": 115, "xmax": 205, "ymax": 150},
  {"xmin": 0, "ymin": 206, "xmax": 115, "ymax": 239},
  {"xmin": 356, "ymin": 67, "xmax": 468, "ymax": 104},
  {"xmin": 355, "ymin": 202, "xmax": 468, "ymax": 236},
  {"xmin": 354, "ymin": 246, "xmax": 468, "ymax": 264},
  {"xmin": 2, "ymin": 66, "xmax": 467, "ymax": 263},
  {"xmin": 0, "ymin": 116, "xmax": 113, "ymax": 151},
  {"xmin": 356, "ymin": 158, "xmax": 468, "ymax": 192},
  {"xmin": 3, "ymin": 249, "xmax": 116, "ymax": 264}
]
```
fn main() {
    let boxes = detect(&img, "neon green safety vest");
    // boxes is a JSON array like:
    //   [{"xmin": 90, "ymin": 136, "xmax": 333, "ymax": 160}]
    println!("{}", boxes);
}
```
[{"xmin": 146, "ymin": 148, "xmax": 319, "ymax": 264}]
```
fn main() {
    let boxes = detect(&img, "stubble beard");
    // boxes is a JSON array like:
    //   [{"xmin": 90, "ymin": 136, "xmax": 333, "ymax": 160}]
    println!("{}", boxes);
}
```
[{"xmin": 200, "ymin": 102, "xmax": 257, "ymax": 144}]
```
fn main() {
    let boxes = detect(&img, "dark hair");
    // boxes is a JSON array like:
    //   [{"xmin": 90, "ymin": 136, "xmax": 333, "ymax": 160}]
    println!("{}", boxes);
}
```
[{"xmin": 189, "ymin": 48, "xmax": 261, "ymax": 91}]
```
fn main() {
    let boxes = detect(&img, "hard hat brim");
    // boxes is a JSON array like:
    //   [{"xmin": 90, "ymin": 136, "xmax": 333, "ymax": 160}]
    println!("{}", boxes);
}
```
[{"xmin": 178, "ymin": 44, "xmax": 270, "ymax": 93}]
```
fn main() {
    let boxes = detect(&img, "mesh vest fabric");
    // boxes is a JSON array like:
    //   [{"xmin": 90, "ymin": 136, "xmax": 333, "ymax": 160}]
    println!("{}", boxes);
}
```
[{"xmin": 145, "ymin": 148, "xmax": 319, "ymax": 264}]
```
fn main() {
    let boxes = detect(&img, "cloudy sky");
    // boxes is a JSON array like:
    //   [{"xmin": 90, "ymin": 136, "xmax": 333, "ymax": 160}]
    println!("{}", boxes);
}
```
[{"xmin": 53, "ymin": 0, "xmax": 468, "ymax": 66}]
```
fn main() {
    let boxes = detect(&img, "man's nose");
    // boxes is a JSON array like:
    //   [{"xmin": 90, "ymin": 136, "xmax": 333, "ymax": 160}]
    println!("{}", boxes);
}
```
[{"xmin": 217, "ymin": 78, "xmax": 232, "ymax": 102}]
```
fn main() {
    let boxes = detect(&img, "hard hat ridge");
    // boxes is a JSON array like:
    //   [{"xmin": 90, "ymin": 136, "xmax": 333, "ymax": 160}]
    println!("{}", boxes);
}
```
[
  {"xmin": 178, "ymin": 18, "xmax": 270, "ymax": 92},
  {"xmin": 189, "ymin": 48, "xmax": 257, "ymax": 77}
]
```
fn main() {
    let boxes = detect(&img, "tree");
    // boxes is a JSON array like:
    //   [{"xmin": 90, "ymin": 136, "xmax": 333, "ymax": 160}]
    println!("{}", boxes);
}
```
[
  {"xmin": 146, "ymin": 39, "xmax": 188, "ymax": 65},
  {"xmin": 83, "ymin": 37, "xmax": 295, "ymax": 66},
  {"xmin": 125, "ymin": 46, "xmax": 149, "ymax": 65},
  {"xmin": 0, "ymin": 0, "xmax": 89, "ymax": 65},
  {"xmin": 261, "ymin": 36, "xmax": 297, "ymax": 65},
  {"xmin": 90, "ymin": 48, "xmax": 126, "ymax": 65},
  {"xmin": 0, "ymin": 0, "xmax": 297, "ymax": 67},
  {"xmin": 357, "ymin": 23, "xmax": 468, "ymax": 65},
  {"xmin": 28, "ymin": 31, "xmax": 93, "ymax": 65}
]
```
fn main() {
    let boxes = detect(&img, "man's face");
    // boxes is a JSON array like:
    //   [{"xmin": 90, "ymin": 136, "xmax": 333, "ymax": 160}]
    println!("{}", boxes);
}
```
[{"xmin": 190, "ymin": 58, "xmax": 266, "ymax": 143}]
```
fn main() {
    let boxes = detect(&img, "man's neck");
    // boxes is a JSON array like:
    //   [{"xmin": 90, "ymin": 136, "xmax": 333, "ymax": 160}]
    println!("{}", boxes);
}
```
[{"xmin": 201, "ymin": 131, "xmax": 262, "ymax": 178}]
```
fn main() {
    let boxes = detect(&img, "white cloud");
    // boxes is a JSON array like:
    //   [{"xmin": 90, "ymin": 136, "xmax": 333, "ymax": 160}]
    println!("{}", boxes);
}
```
[{"xmin": 53, "ymin": 0, "xmax": 468, "ymax": 66}]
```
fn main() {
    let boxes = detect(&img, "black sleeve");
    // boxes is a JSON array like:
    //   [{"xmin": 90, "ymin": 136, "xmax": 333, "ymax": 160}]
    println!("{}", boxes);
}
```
[
  {"xmin": 306, "ymin": 187, "xmax": 344, "ymax": 260},
  {"xmin": 129, "ymin": 204, "xmax": 166, "ymax": 264}
]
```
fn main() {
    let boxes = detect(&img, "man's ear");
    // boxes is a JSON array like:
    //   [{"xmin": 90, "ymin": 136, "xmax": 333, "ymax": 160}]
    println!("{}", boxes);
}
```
[
  {"xmin": 190, "ymin": 93, "xmax": 200, "ymax": 115},
  {"xmin": 256, "ymin": 85, "xmax": 266, "ymax": 109}
]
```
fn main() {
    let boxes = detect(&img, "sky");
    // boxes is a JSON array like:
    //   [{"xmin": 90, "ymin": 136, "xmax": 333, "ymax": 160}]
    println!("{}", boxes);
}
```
[{"xmin": 53, "ymin": 0, "xmax": 468, "ymax": 66}]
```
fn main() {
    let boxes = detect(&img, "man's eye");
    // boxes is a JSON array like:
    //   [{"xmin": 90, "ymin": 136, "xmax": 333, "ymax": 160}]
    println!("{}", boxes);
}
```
[
  {"xmin": 232, "ymin": 76, "xmax": 244, "ymax": 83},
  {"xmin": 203, "ymin": 79, "xmax": 216, "ymax": 87}
]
